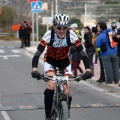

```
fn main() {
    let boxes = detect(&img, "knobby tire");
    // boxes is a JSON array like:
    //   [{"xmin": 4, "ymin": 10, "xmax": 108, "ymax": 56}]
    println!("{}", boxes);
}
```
[{"xmin": 59, "ymin": 100, "xmax": 69, "ymax": 120}]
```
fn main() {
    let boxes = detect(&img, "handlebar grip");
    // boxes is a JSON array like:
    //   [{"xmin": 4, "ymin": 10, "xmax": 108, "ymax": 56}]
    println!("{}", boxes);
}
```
[{"xmin": 31, "ymin": 71, "xmax": 41, "ymax": 80}]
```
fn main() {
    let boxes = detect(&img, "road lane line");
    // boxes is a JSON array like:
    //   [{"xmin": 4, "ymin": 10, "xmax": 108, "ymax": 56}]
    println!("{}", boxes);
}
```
[
  {"xmin": 0, "ymin": 49, "xmax": 5, "ymax": 53},
  {"xmin": 106, "ymin": 93, "xmax": 120, "ymax": 99},
  {"xmin": 0, "ymin": 103, "xmax": 11, "ymax": 120},
  {"xmin": 80, "ymin": 81, "xmax": 120, "ymax": 99},
  {"xmin": 11, "ymin": 49, "xmax": 21, "ymax": 53}
]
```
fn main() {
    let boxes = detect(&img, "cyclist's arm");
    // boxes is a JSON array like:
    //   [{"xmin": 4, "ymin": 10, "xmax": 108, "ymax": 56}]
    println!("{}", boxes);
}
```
[
  {"xmin": 32, "ymin": 31, "xmax": 51, "ymax": 70},
  {"xmin": 32, "ymin": 40, "xmax": 46, "ymax": 69}
]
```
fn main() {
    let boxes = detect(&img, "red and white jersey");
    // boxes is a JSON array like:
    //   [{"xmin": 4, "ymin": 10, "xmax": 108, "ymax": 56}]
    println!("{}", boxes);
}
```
[
  {"xmin": 40, "ymin": 30, "xmax": 81, "ymax": 60},
  {"xmin": 42, "ymin": 30, "xmax": 79, "ymax": 47}
]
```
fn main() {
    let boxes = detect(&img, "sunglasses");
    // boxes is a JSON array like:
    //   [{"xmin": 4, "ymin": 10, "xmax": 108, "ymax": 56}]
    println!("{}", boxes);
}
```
[{"xmin": 56, "ymin": 26, "xmax": 68, "ymax": 30}]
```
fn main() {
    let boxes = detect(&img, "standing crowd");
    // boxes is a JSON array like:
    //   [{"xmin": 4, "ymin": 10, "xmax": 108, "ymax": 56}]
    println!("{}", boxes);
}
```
[
  {"xmin": 70, "ymin": 20, "xmax": 120, "ymax": 85},
  {"xmin": 19, "ymin": 20, "xmax": 32, "ymax": 48}
]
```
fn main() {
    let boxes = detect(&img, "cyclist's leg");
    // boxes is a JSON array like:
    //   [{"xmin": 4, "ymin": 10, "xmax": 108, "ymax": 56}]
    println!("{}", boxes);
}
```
[
  {"xmin": 44, "ymin": 62, "xmax": 56, "ymax": 119},
  {"xmin": 63, "ymin": 64, "xmax": 73, "ymax": 109},
  {"xmin": 63, "ymin": 64, "xmax": 72, "ymax": 94}
]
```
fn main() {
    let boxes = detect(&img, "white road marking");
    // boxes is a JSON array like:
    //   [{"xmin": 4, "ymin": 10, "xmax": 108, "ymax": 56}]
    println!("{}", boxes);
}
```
[
  {"xmin": 11, "ymin": 49, "xmax": 21, "ymax": 53},
  {"xmin": 0, "ymin": 54, "xmax": 21, "ymax": 59},
  {"xmin": 79, "ymin": 81, "xmax": 105, "ymax": 92},
  {"xmin": 0, "ymin": 49, "xmax": 5, "ymax": 53},
  {"xmin": 0, "ymin": 46, "xmax": 4, "ymax": 48},
  {"xmin": 106, "ymin": 92, "xmax": 120, "ymax": 99},
  {"xmin": 80, "ymin": 81, "xmax": 120, "ymax": 99},
  {"xmin": 7, "ymin": 46, "xmax": 14, "ymax": 49},
  {"xmin": 0, "ymin": 103, "xmax": 11, "ymax": 120}
]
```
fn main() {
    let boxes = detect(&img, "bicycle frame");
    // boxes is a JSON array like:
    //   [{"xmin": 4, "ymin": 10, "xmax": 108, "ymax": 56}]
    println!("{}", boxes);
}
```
[
  {"xmin": 51, "ymin": 70, "xmax": 69, "ymax": 119},
  {"xmin": 41, "ymin": 69, "xmax": 83, "ymax": 120}
]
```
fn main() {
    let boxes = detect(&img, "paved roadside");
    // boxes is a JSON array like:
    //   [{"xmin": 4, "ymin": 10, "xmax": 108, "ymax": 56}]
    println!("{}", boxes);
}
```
[{"xmin": 25, "ymin": 46, "xmax": 120, "ymax": 94}]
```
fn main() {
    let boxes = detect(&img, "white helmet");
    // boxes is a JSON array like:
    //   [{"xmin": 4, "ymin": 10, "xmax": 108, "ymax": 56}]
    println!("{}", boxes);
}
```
[
  {"xmin": 53, "ymin": 13, "xmax": 70, "ymax": 27},
  {"xmin": 70, "ymin": 23, "xmax": 78, "ymax": 28}
]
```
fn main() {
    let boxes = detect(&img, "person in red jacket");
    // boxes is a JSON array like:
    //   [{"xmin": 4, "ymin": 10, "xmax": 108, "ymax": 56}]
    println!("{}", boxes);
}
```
[{"xmin": 23, "ymin": 20, "xmax": 32, "ymax": 47}]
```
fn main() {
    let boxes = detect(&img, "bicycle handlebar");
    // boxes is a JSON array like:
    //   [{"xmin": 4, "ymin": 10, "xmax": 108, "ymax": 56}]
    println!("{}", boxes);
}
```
[{"xmin": 40, "ymin": 74, "xmax": 84, "ymax": 82}]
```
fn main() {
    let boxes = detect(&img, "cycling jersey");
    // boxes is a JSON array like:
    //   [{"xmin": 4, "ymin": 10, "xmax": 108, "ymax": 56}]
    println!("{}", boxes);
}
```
[
  {"xmin": 40, "ymin": 30, "xmax": 81, "ymax": 61},
  {"xmin": 32, "ymin": 29, "xmax": 90, "ymax": 71}
]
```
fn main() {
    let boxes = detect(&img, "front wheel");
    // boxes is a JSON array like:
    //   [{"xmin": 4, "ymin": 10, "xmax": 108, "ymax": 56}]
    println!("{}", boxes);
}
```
[{"xmin": 58, "ymin": 100, "xmax": 69, "ymax": 120}]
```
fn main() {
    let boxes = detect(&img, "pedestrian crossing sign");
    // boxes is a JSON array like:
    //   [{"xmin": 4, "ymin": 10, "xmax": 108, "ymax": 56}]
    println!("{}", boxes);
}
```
[{"xmin": 31, "ymin": 1, "xmax": 42, "ymax": 13}]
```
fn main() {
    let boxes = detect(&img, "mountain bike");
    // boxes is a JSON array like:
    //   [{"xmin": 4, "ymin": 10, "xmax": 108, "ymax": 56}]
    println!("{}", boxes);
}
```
[{"xmin": 40, "ymin": 69, "xmax": 84, "ymax": 120}]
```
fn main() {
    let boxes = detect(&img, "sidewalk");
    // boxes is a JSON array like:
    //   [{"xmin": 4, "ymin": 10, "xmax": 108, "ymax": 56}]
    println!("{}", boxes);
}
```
[{"xmin": 26, "ymin": 46, "xmax": 120, "ymax": 94}]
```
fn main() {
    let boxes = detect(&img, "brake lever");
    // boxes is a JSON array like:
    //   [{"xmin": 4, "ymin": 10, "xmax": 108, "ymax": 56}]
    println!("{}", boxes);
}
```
[
  {"xmin": 75, "ymin": 74, "xmax": 84, "ymax": 82},
  {"xmin": 41, "ymin": 74, "xmax": 50, "ymax": 82}
]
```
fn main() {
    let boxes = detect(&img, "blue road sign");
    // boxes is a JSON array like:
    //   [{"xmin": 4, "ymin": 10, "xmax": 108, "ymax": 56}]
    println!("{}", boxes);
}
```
[{"xmin": 31, "ymin": 1, "xmax": 42, "ymax": 13}]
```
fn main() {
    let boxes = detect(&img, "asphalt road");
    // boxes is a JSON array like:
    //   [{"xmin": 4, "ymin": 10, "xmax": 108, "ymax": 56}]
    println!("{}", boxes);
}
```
[{"xmin": 0, "ymin": 41, "xmax": 120, "ymax": 120}]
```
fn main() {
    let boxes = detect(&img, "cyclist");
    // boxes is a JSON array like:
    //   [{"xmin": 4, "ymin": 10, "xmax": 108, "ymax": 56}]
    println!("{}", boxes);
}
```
[{"xmin": 31, "ymin": 13, "xmax": 92, "ymax": 120}]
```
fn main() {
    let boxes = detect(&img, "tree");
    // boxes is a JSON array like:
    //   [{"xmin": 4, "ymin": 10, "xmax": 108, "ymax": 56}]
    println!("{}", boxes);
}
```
[
  {"xmin": 0, "ymin": 6, "xmax": 14, "ymax": 32},
  {"xmin": 38, "ymin": 24, "xmax": 46, "ymax": 40},
  {"xmin": 105, "ymin": 1, "xmax": 119, "ymax": 4}
]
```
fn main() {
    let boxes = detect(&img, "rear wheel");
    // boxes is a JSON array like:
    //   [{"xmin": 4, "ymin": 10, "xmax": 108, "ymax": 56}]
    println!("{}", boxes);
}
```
[{"xmin": 58, "ymin": 100, "xmax": 69, "ymax": 120}]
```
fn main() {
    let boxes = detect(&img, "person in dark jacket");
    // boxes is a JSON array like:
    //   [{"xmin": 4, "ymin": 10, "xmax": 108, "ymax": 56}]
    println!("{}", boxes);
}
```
[
  {"xmin": 84, "ymin": 26, "xmax": 95, "ymax": 75},
  {"xmin": 70, "ymin": 44, "xmax": 83, "ymax": 75},
  {"xmin": 69, "ymin": 23, "xmax": 83, "ymax": 75}
]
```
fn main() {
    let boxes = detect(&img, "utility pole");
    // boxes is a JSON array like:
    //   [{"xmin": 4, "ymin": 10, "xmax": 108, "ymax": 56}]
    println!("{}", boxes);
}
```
[
  {"xmin": 51, "ymin": 0, "xmax": 53, "ymax": 16},
  {"xmin": 85, "ymin": 4, "xmax": 87, "ymax": 26},
  {"xmin": 56, "ymin": 0, "xmax": 58, "ymax": 14}
]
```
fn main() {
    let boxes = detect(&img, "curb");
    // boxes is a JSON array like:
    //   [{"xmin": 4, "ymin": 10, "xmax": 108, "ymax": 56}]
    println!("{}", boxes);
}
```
[{"xmin": 86, "ymin": 79, "xmax": 120, "ymax": 94}]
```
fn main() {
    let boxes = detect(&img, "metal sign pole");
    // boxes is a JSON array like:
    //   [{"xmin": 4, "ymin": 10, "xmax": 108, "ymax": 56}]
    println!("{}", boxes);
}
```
[
  {"xmin": 36, "ymin": 13, "xmax": 39, "ymax": 44},
  {"xmin": 31, "ymin": 0, "xmax": 42, "ymax": 45},
  {"xmin": 47, "ymin": 24, "xmax": 49, "ymax": 31},
  {"xmin": 32, "ymin": 12, "xmax": 35, "ymax": 46}
]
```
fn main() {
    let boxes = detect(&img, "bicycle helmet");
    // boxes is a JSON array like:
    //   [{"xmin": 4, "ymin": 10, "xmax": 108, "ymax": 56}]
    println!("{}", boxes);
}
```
[{"xmin": 53, "ymin": 13, "xmax": 70, "ymax": 27}]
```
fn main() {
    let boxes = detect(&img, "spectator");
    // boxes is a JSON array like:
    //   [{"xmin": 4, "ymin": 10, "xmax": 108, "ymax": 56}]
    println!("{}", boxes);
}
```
[
  {"xmin": 95, "ymin": 22, "xmax": 119, "ymax": 84},
  {"xmin": 91, "ymin": 27, "xmax": 106, "ymax": 83},
  {"xmin": 69, "ymin": 23, "xmax": 78, "ymax": 68},
  {"xmin": 70, "ymin": 44, "xmax": 83, "ymax": 75},
  {"xmin": 69, "ymin": 23, "xmax": 83, "ymax": 75},
  {"xmin": 110, "ymin": 21, "xmax": 120, "ymax": 68},
  {"xmin": 19, "ymin": 24, "xmax": 25, "ymax": 48},
  {"xmin": 96, "ymin": 48, "xmax": 106, "ymax": 83},
  {"xmin": 91, "ymin": 27, "xmax": 99, "ymax": 65},
  {"xmin": 84, "ymin": 26, "xmax": 95, "ymax": 76},
  {"xmin": 23, "ymin": 20, "xmax": 32, "ymax": 47}
]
